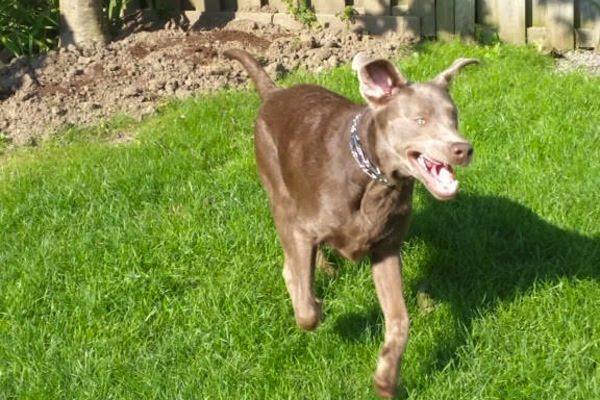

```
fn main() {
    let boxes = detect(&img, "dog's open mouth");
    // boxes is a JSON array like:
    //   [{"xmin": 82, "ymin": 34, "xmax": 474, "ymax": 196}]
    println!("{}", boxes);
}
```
[{"xmin": 409, "ymin": 153, "xmax": 459, "ymax": 200}]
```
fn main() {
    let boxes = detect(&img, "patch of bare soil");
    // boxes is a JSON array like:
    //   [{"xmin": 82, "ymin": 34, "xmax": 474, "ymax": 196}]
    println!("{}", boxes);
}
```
[
  {"xmin": 0, "ymin": 17, "xmax": 409, "ymax": 147},
  {"xmin": 2, "ymin": 15, "xmax": 597, "ymax": 148}
]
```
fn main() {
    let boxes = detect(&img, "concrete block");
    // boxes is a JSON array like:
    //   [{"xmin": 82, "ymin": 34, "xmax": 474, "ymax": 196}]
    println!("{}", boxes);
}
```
[
  {"xmin": 576, "ymin": 28, "xmax": 599, "ymax": 49},
  {"xmin": 363, "ymin": 0, "xmax": 389, "ymax": 15},
  {"xmin": 312, "ymin": 0, "xmax": 346, "ymax": 15},
  {"xmin": 268, "ymin": 0, "xmax": 288, "ymax": 14},
  {"xmin": 234, "ymin": 12, "xmax": 275, "ymax": 25},
  {"xmin": 272, "ymin": 13, "xmax": 305, "ymax": 30},
  {"xmin": 236, "ymin": 0, "xmax": 262, "ymax": 12}
]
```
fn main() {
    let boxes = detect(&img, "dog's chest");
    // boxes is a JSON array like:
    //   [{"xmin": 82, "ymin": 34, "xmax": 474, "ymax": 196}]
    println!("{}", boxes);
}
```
[{"xmin": 325, "ymin": 180, "xmax": 414, "ymax": 261}]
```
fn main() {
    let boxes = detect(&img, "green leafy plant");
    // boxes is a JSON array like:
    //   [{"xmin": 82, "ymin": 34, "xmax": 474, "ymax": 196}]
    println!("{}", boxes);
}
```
[
  {"xmin": 336, "ymin": 5, "xmax": 357, "ymax": 24},
  {"xmin": 104, "ymin": 0, "xmax": 174, "ymax": 29},
  {"xmin": 0, "ymin": 0, "xmax": 59, "ymax": 57},
  {"xmin": 105, "ymin": 0, "xmax": 127, "ymax": 26},
  {"xmin": 0, "ymin": 130, "xmax": 10, "ymax": 156},
  {"xmin": 283, "ymin": 0, "xmax": 320, "ymax": 29},
  {"xmin": 474, "ymin": 24, "xmax": 500, "ymax": 46},
  {"xmin": 0, "ymin": 0, "xmax": 154, "ymax": 58}
]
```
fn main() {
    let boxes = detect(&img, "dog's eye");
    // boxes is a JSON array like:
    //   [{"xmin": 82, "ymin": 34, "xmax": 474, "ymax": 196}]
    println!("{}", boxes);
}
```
[{"xmin": 415, "ymin": 117, "xmax": 426, "ymax": 125}]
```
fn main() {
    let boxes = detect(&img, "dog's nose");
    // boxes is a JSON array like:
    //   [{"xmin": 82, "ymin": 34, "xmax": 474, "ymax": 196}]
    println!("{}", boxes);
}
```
[{"xmin": 451, "ymin": 142, "xmax": 474, "ymax": 165}]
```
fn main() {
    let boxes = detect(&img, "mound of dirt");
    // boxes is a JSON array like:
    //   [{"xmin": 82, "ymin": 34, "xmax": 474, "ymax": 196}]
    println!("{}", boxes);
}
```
[
  {"xmin": 0, "ymin": 18, "xmax": 409, "ymax": 147},
  {"xmin": 2, "ymin": 16, "xmax": 598, "ymax": 148}
]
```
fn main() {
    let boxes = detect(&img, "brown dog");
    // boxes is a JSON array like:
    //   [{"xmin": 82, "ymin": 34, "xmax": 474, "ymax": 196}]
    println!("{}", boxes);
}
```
[{"xmin": 224, "ymin": 48, "xmax": 478, "ymax": 397}]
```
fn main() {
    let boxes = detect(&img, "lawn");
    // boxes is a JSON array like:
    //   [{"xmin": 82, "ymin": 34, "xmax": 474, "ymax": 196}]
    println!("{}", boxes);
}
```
[{"xmin": 1, "ymin": 41, "xmax": 599, "ymax": 399}]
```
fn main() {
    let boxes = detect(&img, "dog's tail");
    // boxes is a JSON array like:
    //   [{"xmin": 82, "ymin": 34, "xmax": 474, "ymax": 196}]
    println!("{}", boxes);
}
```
[{"xmin": 223, "ymin": 49, "xmax": 278, "ymax": 100}]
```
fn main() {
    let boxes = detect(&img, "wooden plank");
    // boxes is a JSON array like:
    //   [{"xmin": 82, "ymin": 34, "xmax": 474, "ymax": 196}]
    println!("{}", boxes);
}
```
[
  {"xmin": 579, "ymin": 0, "xmax": 600, "ymax": 29},
  {"xmin": 575, "ymin": 0, "xmax": 600, "ymax": 48},
  {"xmin": 407, "ymin": 0, "xmax": 435, "ymax": 37},
  {"xmin": 531, "ymin": 0, "xmax": 547, "ymax": 27},
  {"xmin": 455, "ymin": 0, "xmax": 475, "ymax": 38},
  {"xmin": 546, "ymin": 0, "xmax": 574, "ymax": 49},
  {"xmin": 353, "ymin": 15, "xmax": 420, "ymax": 36},
  {"xmin": 476, "ymin": 0, "xmax": 498, "ymax": 26},
  {"xmin": 497, "ymin": 0, "xmax": 526, "ymax": 44},
  {"xmin": 436, "ymin": 0, "xmax": 455, "ymax": 38}
]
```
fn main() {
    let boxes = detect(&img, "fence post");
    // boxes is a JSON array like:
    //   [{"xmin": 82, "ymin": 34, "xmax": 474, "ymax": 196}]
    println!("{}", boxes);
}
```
[
  {"xmin": 455, "ymin": 0, "xmax": 475, "ymax": 39},
  {"xmin": 531, "ymin": 0, "xmax": 546, "ymax": 27},
  {"xmin": 498, "ymin": 0, "xmax": 526, "ymax": 44},
  {"xmin": 577, "ymin": 0, "xmax": 600, "ymax": 48},
  {"xmin": 545, "ymin": 0, "xmax": 575, "ymax": 49},
  {"xmin": 407, "ymin": 0, "xmax": 436, "ymax": 37},
  {"xmin": 436, "ymin": 0, "xmax": 455, "ymax": 39},
  {"xmin": 476, "ymin": 0, "xmax": 498, "ymax": 26}
]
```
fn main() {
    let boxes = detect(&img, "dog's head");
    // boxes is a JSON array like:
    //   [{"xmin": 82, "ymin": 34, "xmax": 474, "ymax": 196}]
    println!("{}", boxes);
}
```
[{"xmin": 352, "ymin": 53, "xmax": 479, "ymax": 200}]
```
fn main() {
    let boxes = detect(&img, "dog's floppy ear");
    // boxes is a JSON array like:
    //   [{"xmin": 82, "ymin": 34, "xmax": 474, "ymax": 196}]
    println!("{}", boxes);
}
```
[
  {"xmin": 352, "ymin": 52, "xmax": 407, "ymax": 105},
  {"xmin": 433, "ymin": 58, "xmax": 480, "ymax": 89}
]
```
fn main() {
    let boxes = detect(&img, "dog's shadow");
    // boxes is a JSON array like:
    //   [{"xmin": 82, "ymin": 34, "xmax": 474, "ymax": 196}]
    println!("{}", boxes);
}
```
[{"xmin": 329, "ymin": 191, "xmax": 599, "ymax": 377}]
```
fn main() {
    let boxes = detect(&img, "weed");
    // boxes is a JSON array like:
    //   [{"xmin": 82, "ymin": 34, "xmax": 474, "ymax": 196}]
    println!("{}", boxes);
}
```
[
  {"xmin": 474, "ymin": 24, "xmax": 500, "ymax": 46},
  {"xmin": 283, "ymin": 0, "xmax": 320, "ymax": 29},
  {"xmin": 336, "ymin": 5, "xmax": 358, "ymax": 24}
]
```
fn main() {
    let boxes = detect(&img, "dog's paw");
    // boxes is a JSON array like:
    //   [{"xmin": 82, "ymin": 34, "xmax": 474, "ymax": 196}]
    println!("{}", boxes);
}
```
[
  {"xmin": 294, "ymin": 299, "xmax": 322, "ymax": 331},
  {"xmin": 374, "ymin": 375, "xmax": 397, "ymax": 398},
  {"xmin": 373, "ymin": 345, "xmax": 401, "ymax": 398}
]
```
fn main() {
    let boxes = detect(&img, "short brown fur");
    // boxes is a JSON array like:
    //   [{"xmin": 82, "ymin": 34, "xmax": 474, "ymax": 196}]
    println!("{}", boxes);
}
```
[{"xmin": 224, "ymin": 48, "xmax": 478, "ymax": 398}]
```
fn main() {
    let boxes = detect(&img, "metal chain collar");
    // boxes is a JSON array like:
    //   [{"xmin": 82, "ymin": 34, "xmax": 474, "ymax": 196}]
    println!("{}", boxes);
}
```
[{"xmin": 349, "ymin": 112, "xmax": 392, "ymax": 186}]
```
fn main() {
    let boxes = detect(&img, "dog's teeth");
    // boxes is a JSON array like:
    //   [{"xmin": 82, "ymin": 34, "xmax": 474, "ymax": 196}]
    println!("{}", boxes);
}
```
[
  {"xmin": 437, "ymin": 167, "xmax": 454, "ymax": 183},
  {"xmin": 417, "ymin": 155, "xmax": 427, "ymax": 169}
]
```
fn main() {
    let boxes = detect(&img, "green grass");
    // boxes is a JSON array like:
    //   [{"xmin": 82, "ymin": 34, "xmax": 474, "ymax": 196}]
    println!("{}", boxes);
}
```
[{"xmin": 1, "ymin": 41, "xmax": 599, "ymax": 399}]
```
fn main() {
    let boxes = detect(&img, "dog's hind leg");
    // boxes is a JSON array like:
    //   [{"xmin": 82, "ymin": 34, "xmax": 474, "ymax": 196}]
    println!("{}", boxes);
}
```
[
  {"xmin": 253, "ymin": 126, "xmax": 322, "ymax": 331},
  {"xmin": 280, "ymin": 231, "xmax": 322, "ymax": 331},
  {"xmin": 371, "ymin": 248, "xmax": 410, "ymax": 398}
]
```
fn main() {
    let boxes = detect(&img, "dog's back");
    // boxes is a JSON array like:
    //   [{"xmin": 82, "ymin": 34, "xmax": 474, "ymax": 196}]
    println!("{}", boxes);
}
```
[
  {"xmin": 256, "ymin": 84, "xmax": 361, "ymax": 201},
  {"xmin": 225, "ymin": 49, "xmax": 377, "ymax": 243}
]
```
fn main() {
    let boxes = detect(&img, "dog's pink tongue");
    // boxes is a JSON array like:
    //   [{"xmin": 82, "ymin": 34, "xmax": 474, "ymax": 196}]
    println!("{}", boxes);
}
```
[
  {"xmin": 431, "ymin": 163, "xmax": 459, "ymax": 197},
  {"xmin": 434, "ymin": 164, "xmax": 455, "ymax": 184},
  {"xmin": 416, "ymin": 155, "xmax": 459, "ymax": 198}
]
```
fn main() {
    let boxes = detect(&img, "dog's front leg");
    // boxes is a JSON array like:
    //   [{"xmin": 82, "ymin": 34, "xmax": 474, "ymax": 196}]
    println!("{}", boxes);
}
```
[{"xmin": 371, "ymin": 249, "xmax": 410, "ymax": 398}]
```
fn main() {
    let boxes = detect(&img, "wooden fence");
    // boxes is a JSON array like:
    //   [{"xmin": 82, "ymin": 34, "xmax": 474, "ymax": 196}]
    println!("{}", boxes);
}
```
[{"xmin": 143, "ymin": 0, "xmax": 600, "ymax": 50}]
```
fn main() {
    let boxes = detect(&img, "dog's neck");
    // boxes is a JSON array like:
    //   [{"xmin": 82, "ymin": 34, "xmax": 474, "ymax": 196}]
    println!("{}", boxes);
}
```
[{"xmin": 349, "ymin": 111, "xmax": 393, "ymax": 187}]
